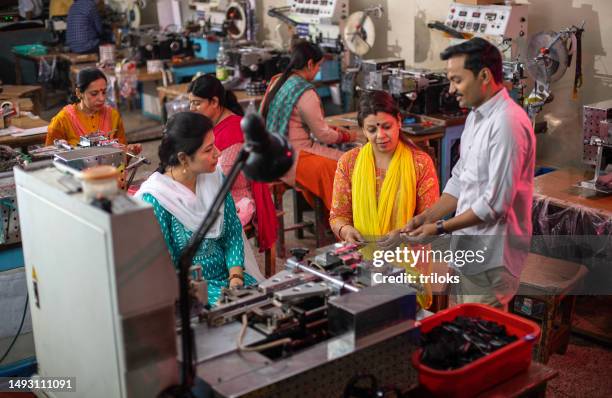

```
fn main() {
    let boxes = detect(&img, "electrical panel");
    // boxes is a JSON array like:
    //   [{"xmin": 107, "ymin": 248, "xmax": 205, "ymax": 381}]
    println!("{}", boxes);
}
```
[
  {"xmin": 288, "ymin": 0, "xmax": 349, "ymax": 25},
  {"xmin": 444, "ymin": 2, "xmax": 527, "ymax": 40}
]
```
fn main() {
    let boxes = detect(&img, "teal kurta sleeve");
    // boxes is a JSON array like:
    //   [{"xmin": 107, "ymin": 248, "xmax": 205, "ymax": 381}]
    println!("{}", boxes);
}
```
[{"xmin": 220, "ymin": 193, "xmax": 244, "ymax": 269}]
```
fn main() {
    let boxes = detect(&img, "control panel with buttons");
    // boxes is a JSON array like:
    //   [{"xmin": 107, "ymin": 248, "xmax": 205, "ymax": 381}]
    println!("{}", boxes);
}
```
[
  {"xmin": 444, "ymin": 2, "xmax": 527, "ymax": 40},
  {"xmin": 289, "ymin": 0, "xmax": 349, "ymax": 24}
]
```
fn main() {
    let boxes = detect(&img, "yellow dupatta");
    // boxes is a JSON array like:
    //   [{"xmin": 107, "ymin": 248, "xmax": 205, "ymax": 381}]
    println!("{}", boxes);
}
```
[
  {"xmin": 351, "ymin": 141, "xmax": 432, "ymax": 309},
  {"xmin": 352, "ymin": 141, "xmax": 417, "ymax": 236}
]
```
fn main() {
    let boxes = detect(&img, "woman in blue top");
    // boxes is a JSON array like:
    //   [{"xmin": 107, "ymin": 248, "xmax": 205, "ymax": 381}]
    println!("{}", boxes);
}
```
[{"xmin": 136, "ymin": 112, "xmax": 256, "ymax": 306}]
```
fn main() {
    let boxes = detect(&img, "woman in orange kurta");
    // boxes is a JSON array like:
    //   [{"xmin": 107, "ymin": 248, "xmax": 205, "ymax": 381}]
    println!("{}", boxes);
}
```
[
  {"xmin": 46, "ymin": 67, "xmax": 127, "ymax": 147},
  {"xmin": 330, "ymin": 91, "xmax": 439, "ymax": 242},
  {"xmin": 330, "ymin": 91, "xmax": 439, "ymax": 309}
]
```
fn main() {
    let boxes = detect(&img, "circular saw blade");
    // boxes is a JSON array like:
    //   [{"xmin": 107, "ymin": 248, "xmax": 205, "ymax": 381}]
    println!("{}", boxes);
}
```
[
  {"xmin": 526, "ymin": 31, "xmax": 569, "ymax": 84},
  {"xmin": 343, "ymin": 11, "xmax": 376, "ymax": 56}
]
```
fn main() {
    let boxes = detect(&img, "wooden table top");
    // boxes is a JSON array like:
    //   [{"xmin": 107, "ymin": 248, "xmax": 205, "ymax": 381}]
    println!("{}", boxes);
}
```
[
  {"xmin": 156, "ymin": 83, "xmax": 189, "ymax": 98},
  {"xmin": 419, "ymin": 112, "xmax": 468, "ymax": 127},
  {"xmin": 477, "ymin": 362, "xmax": 558, "ymax": 398},
  {"xmin": 0, "ymin": 85, "xmax": 43, "ymax": 98},
  {"xmin": 13, "ymin": 48, "xmax": 97, "ymax": 64},
  {"xmin": 57, "ymin": 52, "xmax": 98, "ymax": 64},
  {"xmin": 534, "ymin": 168, "xmax": 612, "ymax": 217},
  {"xmin": 406, "ymin": 362, "xmax": 558, "ymax": 397},
  {"xmin": 157, "ymin": 83, "xmax": 264, "ymax": 103},
  {"xmin": 0, "ymin": 117, "xmax": 48, "ymax": 148},
  {"xmin": 70, "ymin": 63, "xmax": 163, "ymax": 82}
]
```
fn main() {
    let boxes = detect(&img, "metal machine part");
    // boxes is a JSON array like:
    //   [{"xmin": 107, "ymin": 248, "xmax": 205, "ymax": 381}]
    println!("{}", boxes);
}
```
[
  {"xmin": 582, "ymin": 100, "xmax": 612, "ymax": 165},
  {"xmin": 287, "ymin": 0, "xmax": 349, "ymax": 25},
  {"xmin": 196, "ymin": 318, "xmax": 417, "ymax": 397},
  {"xmin": 526, "ymin": 31, "xmax": 569, "ymax": 85},
  {"xmin": 190, "ymin": 0, "xmax": 254, "ymax": 40},
  {"xmin": 134, "ymin": 29, "xmax": 194, "ymax": 62},
  {"xmin": 443, "ymin": 2, "xmax": 528, "ymax": 59},
  {"xmin": 387, "ymin": 68, "xmax": 461, "ymax": 115},
  {"xmin": 503, "ymin": 60, "xmax": 526, "ymax": 103},
  {"xmin": 524, "ymin": 22, "xmax": 585, "ymax": 119},
  {"xmin": 191, "ymin": 244, "xmax": 418, "ymax": 397},
  {"xmin": 578, "ymin": 136, "xmax": 612, "ymax": 194},
  {"xmin": 268, "ymin": 0, "xmax": 348, "ymax": 53},
  {"xmin": 360, "ymin": 57, "xmax": 405, "ymax": 91},
  {"xmin": 341, "ymin": 6, "xmax": 384, "ymax": 56},
  {"xmin": 14, "ymin": 165, "xmax": 179, "ymax": 397},
  {"xmin": 328, "ymin": 283, "xmax": 416, "ymax": 339},
  {"xmin": 225, "ymin": 46, "xmax": 289, "ymax": 82},
  {"xmin": 78, "ymin": 132, "xmax": 119, "ymax": 148},
  {"xmin": 54, "ymin": 146, "xmax": 126, "ymax": 171},
  {"xmin": 191, "ymin": 36, "xmax": 221, "ymax": 60}
]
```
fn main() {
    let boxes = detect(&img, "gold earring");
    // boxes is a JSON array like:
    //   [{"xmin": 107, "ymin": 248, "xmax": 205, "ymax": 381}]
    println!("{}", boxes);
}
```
[{"xmin": 183, "ymin": 167, "xmax": 187, "ymax": 174}]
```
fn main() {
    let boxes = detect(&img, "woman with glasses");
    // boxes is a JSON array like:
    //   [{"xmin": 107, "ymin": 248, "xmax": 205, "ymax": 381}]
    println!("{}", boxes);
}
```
[
  {"xmin": 136, "ymin": 112, "xmax": 257, "ymax": 305},
  {"xmin": 188, "ymin": 75, "xmax": 275, "ymax": 277}
]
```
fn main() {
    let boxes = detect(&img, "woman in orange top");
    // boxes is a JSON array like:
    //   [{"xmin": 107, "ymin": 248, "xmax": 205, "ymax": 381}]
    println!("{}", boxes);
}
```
[
  {"xmin": 46, "ymin": 67, "xmax": 128, "ymax": 147},
  {"xmin": 330, "ymin": 91, "xmax": 439, "ymax": 242}
]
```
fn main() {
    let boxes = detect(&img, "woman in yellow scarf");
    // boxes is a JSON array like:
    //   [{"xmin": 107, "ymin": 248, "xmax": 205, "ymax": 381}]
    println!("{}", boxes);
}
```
[{"xmin": 329, "ymin": 91, "xmax": 439, "ymax": 308}]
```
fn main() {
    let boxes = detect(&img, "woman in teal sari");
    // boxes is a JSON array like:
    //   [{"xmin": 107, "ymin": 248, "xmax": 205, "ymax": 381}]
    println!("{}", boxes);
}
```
[{"xmin": 136, "ymin": 112, "xmax": 256, "ymax": 306}]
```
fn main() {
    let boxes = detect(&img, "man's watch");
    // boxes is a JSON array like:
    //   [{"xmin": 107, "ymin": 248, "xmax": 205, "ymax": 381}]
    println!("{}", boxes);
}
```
[{"xmin": 435, "ymin": 220, "xmax": 447, "ymax": 235}]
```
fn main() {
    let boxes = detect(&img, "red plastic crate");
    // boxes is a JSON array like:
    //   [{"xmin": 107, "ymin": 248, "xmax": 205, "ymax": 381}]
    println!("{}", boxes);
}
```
[{"xmin": 412, "ymin": 303, "xmax": 540, "ymax": 398}]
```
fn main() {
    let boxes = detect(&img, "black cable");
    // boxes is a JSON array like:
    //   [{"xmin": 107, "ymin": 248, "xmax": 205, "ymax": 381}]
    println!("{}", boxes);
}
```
[{"xmin": 0, "ymin": 293, "xmax": 28, "ymax": 364}]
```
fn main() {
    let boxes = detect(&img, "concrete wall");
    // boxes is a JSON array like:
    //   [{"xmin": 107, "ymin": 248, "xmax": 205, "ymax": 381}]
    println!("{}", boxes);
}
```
[{"xmin": 257, "ymin": 0, "xmax": 612, "ymax": 168}]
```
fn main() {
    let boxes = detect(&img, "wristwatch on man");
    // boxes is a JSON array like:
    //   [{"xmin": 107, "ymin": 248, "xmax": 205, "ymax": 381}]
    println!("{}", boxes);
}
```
[{"xmin": 435, "ymin": 219, "xmax": 447, "ymax": 235}]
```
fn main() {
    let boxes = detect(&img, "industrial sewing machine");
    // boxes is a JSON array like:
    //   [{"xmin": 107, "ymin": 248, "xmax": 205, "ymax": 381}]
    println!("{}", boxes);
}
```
[
  {"xmin": 360, "ymin": 60, "xmax": 461, "ymax": 116},
  {"xmin": 388, "ymin": 68, "xmax": 461, "ymax": 116},
  {"xmin": 15, "ymin": 164, "xmax": 421, "ymax": 397},
  {"xmin": 225, "ymin": 46, "xmax": 289, "ymax": 86}
]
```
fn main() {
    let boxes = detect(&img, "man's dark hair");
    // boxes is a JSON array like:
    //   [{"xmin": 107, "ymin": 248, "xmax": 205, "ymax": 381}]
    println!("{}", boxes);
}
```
[{"xmin": 440, "ymin": 38, "xmax": 503, "ymax": 84}]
